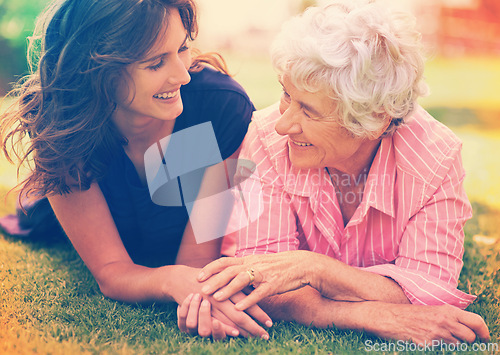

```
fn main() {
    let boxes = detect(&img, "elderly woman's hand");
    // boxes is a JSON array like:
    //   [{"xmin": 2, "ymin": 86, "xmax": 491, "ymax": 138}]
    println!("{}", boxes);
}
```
[
  {"xmin": 361, "ymin": 302, "xmax": 490, "ymax": 345},
  {"xmin": 197, "ymin": 250, "xmax": 315, "ymax": 310}
]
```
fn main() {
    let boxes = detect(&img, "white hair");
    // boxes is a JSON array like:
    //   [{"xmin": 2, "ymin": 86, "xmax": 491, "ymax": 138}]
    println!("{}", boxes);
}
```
[{"xmin": 271, "ymin": 0, "xmax": 429, "ymax": 137}]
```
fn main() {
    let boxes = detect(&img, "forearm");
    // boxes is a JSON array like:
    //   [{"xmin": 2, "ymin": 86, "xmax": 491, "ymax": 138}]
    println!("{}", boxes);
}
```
[
  {"xmin": 259, "ymin": 286, "xmax": 374, "ymax": 330},
  {"xmin": 95, "ymin": 262, "xmax": 195, "ymax": 304},
  {"xmin": 309, "ymin": 253, "xmax": 409, "ymax": 304},
  {"xmin": 198, "ymin": 250, "xmax": 409, "ymax": 310},
  {"xmin": 258, "ymin": 287, "xmax": 326, "ymax": 325},
  {"xmin": 175, "ymin": 223, "xmax": 222, "ymax": 268},
  {"xmin": 48, "ymin": 186, "xmax": 212, "ymax": 306},
  {"xmin": 261, "ymin": 287, "xmax": 490, "ymax": 344}
]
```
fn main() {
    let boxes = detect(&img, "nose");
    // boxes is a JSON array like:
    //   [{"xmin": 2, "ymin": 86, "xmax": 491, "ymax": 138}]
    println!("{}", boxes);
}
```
[
  {"xmin": 168, "ymin": 55, "xmax": 191, "ymax": 86},
  {"xmin": 275, "ymin": 106, "xmax": 302, "ymax": 136}
]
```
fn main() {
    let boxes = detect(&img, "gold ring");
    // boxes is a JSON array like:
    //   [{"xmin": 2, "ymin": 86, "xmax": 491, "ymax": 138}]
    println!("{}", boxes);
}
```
[{"xmin": 246, "ymin": 268, "xmax": 255, "ymax": 286}]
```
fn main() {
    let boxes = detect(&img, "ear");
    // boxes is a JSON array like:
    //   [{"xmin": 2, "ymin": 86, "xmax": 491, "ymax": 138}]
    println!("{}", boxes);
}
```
[{"xmin": 369, "ymin": 113, "xmax": 392, "ymax": 140}]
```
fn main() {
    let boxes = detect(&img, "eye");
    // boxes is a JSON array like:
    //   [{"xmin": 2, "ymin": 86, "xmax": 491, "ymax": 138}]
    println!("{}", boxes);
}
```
[
  {"xmin": 278, "ymin": 89, "xmax": 290, "ymax": 114},
  {"xmin": 281, "ymin": 88, "xmax": 291, "ymax": 102},
  {"xmin": 300, "ymin": 105, "xmax": 315, "ymax": 119},
  {"xmin": 148, "ymin": 58, "xmax": 164, "ymax": 71},
  {"xmin": 302, "ymin": 109, "xmax": 312, "ymax": 119},
  {"xmin": 179, "ymin": 45, "xmax": 190, "ymax": 53}
]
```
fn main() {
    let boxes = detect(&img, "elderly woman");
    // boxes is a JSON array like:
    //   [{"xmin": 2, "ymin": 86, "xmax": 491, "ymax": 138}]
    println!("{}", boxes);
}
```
[{"xmin": 181, "ymin": 0, "xmax": 491, "ymax": 344}]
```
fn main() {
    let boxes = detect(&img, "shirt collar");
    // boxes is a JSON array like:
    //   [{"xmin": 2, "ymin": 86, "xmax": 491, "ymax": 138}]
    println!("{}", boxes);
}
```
[{"xmin": 359, "ymin": 136, "xmax": 396, "ymax": 218}]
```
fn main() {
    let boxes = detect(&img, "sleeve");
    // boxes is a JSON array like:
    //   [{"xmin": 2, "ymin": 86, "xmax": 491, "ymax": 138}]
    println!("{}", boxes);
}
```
[
  {"xmin": 363, "ymin": 148, "xmax": 475, "ymax": 309},
  {"xmin": 206, "ymin": 90, "xmax": 254, "ymax": 161},
  {"xmin": 226, "ymin": 120, "xmax": 301, "ymax": 256}
]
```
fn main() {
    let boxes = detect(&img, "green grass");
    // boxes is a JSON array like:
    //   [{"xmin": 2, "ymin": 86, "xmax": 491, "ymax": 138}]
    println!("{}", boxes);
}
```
[{"xmin": 1, "ymin": 190, "xmax": 498, "ymax": 354}]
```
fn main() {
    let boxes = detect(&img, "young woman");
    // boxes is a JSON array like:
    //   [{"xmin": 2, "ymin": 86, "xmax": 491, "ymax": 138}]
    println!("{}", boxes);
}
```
[{"xmin": 0, "ymin": 0, "xmax": 271, "ymax": 340}]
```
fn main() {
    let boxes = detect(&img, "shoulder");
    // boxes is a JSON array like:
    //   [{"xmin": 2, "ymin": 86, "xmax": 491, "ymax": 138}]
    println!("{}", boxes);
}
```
[
  {"xmin": 183, "ymin": 67, "xmax": 249, "ymax": 99},
  {"xmin": 180, "ymin": 67, "xmax": 254, "ymax": 120},
  {"xmin": 392, "ymin": 105, "xmax": 463, "ymax": 183},
  {"xmin": 178, "ymin": 67, "xmax": 254, "ymax": 159}
]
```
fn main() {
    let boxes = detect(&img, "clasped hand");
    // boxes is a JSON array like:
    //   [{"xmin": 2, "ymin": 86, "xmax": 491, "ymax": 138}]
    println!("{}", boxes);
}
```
[{"xmin": 175, "ymin": 266, "xmax": 272, "ymax": 340}]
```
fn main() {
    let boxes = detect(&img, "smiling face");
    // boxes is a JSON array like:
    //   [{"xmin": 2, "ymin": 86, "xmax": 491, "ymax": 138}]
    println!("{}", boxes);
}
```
[
  {"xmin": 275, "ymin": 74, "xmax": 384, "ymax": 175},
  {"xmin": 113, "ymin": 9, "xmax": 192, "ymax": 125}
]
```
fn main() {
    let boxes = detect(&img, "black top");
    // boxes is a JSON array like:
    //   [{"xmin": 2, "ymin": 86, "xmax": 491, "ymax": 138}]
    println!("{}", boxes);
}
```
[{"xmin": 98, "ymin": 68, "xmax": 254, "ymax": 267}]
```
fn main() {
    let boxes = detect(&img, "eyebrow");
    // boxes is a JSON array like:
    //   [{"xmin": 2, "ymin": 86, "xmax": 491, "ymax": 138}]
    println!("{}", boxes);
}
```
[
  {"xmin": 298, "ymin": 100, "xmax": 323, "ymax": 118},
  {"xmin": 279, "ymin": 78, "xmax": 323, "ymax": 118},
  {"xmin": 139, "ymin": 34, "xmax": 189, "ymax": 64}
]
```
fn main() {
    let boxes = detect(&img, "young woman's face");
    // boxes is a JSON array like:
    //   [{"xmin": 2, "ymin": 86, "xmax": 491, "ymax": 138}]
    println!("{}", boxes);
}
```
[{"xmin": 114, "ymin": 9, "xmax": 192, "ymax": 123}]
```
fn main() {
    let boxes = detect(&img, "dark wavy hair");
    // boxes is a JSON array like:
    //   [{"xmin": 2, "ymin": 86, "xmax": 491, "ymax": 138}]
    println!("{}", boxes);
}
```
[{"xmin": 0, "ymin": 0, "xmax": 229, "ymax": 202}]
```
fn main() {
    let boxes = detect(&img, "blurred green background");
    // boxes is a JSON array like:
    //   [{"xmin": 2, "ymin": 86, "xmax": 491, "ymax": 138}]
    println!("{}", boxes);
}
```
[{"xmin": 0, "ymin": 0, "xmax": 49, "ymax": 95}]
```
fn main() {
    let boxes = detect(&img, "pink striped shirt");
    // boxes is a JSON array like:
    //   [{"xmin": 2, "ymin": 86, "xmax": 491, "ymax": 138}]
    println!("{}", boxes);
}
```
[{"xmin": 229, "ymin": 103, "xmax": 475, "ymax": 309}]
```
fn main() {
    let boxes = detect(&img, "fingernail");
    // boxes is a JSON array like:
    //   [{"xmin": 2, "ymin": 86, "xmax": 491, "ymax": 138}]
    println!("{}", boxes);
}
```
[
  {"xmin": 201, "ymin": 299, "xmax": 210, "ymax": 307},
  {"xmin": 198, "ymin": 271, "xmax": 205, "ymax": 281},
  {"xmin": 265, "ymin": 320, "xmax": 273, "ymax": 327},
  {"xmin": 261, "ymin": 333, "xmax": 269, "ymax": 340},
  {"xmin": 201, "ymin": 285, "xmax": 210, "ymax": 294},
  {"xmin": 231, "ymin": 329, "xmax": 239, "ymax": 336},
  {"xmin": 193, "ymin": 293, "xmax": 201, "ymax": 301},
  {"xmin": 235, "ymin": 302, "xmax": 244, "ymax": 310},
  {"xmin": 214, "ymin": 291, "xmax": 223, "ymax": 300}
]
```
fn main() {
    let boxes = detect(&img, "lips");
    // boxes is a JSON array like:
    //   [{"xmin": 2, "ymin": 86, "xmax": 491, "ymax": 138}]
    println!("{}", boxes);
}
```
[{"xmin": 153, "ymin": 89, "xmax": 179, "ymax": 100}]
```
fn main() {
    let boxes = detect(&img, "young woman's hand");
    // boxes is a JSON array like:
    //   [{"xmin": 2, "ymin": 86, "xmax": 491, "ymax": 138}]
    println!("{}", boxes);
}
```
[
  {"xmin": 177, "ymin": 291, "xmax": 273, "ymax": 340},
  {"xmin": 172, "ymin": 265, "xmax": 272, "ymax": 340},
  {"xmin": 177, "ymin": 293, "xmax": 232, "ymax": 340}
]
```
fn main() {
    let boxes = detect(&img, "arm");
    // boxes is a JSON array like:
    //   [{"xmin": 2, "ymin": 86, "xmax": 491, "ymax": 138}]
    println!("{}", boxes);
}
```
[
  {"xmin": 259, "ymin": 287, "xmax": 489, "ymax": 345},
  {"xmin": 175, "ymin": 84, "xmax": 254, "ymax": 266},
  {"xmin": 48, "ymin": 183, "xmax": 192, "ymax": 304},
  {"xmin": 173, "ymin": 76, "xmax": 275, "ymax": 338},
  {"xmin": 361, "ymin": 148, "xmax": 475, "ymax": 308},
  {"xmin": 199, "ymin": 251, "xmax": 409, "ymax": 310},
  {"xmin": 174, "ymin": 149, "xmax": 273, "ymax": 338},
  {"xmin": 311, "ymin": 253, "xmax": 409, "ymax": 303},
  {"xmin": 175, "ymin": 148, "xmax": 240, "ymax": 268},
  {"xmin": 49, "ymin": 182, "xmax": 270, "ymax": 338}
]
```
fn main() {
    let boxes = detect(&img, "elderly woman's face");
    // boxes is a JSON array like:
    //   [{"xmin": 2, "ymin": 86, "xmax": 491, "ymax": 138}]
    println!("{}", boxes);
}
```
[{"xmin": 275, "ymin": 74, "xmax": 380, "ymax": 174}]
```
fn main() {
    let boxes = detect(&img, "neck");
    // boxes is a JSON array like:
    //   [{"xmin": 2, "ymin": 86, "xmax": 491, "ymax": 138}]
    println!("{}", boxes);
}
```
[
  {"xmin": 327, "ymin": 139, "xmax": 381, "ymax": 182},
  {"xmin": 112, "ymin": 112, "xmax": 175, "ymax": 147},
  {"xmin": 326, "ymin": 167, "xmax": 369, "ymax": 191}
]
